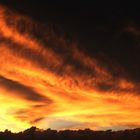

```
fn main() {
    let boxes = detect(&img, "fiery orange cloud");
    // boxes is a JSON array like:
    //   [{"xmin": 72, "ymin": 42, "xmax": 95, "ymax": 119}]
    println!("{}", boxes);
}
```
[{"xmin": 0, "ymin": 4, "xmax": 140, "ymax": 132}]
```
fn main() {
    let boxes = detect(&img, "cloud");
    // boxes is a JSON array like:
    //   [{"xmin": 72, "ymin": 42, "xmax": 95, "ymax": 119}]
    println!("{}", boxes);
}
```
[
  {"xmin": 124, "ymin": 26, "xmax": 140, "ymax": 36},
  {"xmin": 46, "ymin": 118, "xmax": 82, "ymax": 130},
  {"xmin": 0, "ymin": 4, "xmax": 140, "ymax": 132},
  {"xmin": 0, "ymin": 76, "xmax": 50, "ymax": 102}
]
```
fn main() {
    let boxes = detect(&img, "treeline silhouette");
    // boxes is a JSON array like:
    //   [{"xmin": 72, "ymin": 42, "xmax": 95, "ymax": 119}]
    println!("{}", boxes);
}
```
[{"xmin": 0, "ymin": 127, "xmax": 140, "ymax": 140}]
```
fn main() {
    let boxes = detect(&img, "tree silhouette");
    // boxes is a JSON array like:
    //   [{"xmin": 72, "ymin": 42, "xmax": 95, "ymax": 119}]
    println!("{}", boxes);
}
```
[{"xmin": 0, "ymin": 127, "xmax": 140, "ymax": 140}]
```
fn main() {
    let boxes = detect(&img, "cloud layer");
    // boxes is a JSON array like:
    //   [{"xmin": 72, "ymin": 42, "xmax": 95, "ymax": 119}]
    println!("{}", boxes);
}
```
[{"xmin": 0, "ymin": 5, "xmax": 140, "ymax": 132}]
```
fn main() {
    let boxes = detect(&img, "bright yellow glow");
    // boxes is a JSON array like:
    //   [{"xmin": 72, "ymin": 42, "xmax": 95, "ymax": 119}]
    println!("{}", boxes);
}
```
[{"xmin": 0, "ymin": 5, "xmax": 140, "ymax": 132}]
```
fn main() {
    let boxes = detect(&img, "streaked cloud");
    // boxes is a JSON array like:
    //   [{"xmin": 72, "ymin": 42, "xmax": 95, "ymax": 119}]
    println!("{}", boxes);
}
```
[{"xmin": 0, "ymin": 4, "xmax": 140, "ymax": 132}]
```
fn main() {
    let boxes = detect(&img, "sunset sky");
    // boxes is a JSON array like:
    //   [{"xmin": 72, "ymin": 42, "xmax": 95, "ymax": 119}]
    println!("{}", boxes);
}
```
[{"xmin": 0, "ymin": 1, "xmax": 140, "ymax": 132}]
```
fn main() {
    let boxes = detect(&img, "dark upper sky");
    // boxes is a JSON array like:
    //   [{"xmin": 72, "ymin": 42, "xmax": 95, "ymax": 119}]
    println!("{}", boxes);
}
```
[{"xmin": 1, "ymin": 0, "xmax": 140, "ymax": 82}]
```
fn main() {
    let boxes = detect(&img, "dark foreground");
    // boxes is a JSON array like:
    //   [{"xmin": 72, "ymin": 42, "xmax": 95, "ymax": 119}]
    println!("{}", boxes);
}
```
[{"xmin": 0, "ymin": 127, "xmax": 140, "ymax": 140}]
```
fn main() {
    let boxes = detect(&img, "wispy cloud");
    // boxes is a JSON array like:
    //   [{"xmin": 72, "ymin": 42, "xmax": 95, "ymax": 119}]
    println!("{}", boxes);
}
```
[{"xmin": 0, "ymin": 4, "xmax": 140, "ymax": 132}]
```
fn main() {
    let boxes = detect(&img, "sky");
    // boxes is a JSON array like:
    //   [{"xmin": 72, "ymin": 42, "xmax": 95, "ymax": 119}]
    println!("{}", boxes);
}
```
[{"xmin": 0, "ymin": 1, "xmax": 140, "ymax": 132}]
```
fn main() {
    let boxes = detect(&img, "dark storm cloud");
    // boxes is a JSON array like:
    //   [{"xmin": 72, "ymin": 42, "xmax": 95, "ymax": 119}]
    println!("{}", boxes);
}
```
[{"xmin": 0, "ymin": 76, "xmax": 51, "ymax": 102}]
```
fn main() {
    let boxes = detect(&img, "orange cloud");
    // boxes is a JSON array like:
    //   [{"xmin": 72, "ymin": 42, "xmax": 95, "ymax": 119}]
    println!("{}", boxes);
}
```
[{"xmin": 0, "ymin": 4, "xmax": 140, "ymax": 132}]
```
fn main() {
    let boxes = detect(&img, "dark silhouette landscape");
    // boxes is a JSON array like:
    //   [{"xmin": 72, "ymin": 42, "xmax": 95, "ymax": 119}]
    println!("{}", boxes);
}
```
[{"xmin": 0, "ymin": 127, "xmax": 140, "ymax": 140}]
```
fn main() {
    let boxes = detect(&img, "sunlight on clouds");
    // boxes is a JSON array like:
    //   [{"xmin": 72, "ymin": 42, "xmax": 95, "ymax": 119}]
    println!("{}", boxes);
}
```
[{"xmin": 0, "ymin": 4, "xmax": 140, "ymax": 132}]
